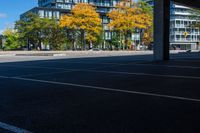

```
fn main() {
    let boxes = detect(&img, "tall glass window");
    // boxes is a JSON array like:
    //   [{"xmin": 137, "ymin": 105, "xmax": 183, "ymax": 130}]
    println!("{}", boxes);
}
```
[
  {"xmin": 57, "ymin": 0, "xmax": 64, "ymax": 2},
  {"xmin": 38, "ymin": 10, "xmax": 45, "ymax": 18}
]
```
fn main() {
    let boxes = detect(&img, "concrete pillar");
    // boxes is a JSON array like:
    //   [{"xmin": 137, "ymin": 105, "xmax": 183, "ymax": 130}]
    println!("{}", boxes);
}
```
[{"xmin": 154, "ymin": 0, "xmax": 170, "ymax": 60}]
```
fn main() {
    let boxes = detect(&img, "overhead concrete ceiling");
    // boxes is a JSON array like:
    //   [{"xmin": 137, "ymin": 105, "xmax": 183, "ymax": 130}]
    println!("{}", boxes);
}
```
[{"xmin": 173, "ymin": 0, "xmax": 200, "ymax": 9}]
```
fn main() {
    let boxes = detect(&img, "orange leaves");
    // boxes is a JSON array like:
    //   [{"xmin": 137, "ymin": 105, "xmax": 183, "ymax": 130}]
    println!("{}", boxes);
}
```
[
  {"xmin": 60, "ymin": 15, "xmax": 74, "ymax": 28},
  {"xmin": 142, "ymin": 28, "xmax": 153, "ymax": 45},
  {"xmin": 72, "ymin": 3, "xmax": 99, "ymax": 18},
  {"xmin": 60, "ymin": 3, "xmax": 102, "ymax": 42},
  {"xmin": 107, "ymin": 0, "xmax": 152, "ymax": 33}
]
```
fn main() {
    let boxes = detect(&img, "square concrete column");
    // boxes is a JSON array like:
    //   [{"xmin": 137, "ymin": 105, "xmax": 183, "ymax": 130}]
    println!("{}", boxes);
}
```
[{"xmin": 154, "ymin": 0, "xmax": 170, "ymax": 60}]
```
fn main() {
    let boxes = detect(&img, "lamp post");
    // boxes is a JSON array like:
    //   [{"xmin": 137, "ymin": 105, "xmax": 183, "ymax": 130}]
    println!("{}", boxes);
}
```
[
  {"xmin": 140, "ymin": 28, "xmax": 144, "ymax": 45},
  {"xmin": 139, "ymin": 28, "xmax": 144, "ymax": 51},
  {"xmin": 1, "ymin": 36, "xmax": 6, "ymax": 51},
  {"xmin": 0, "ymin": 35, "xmax": 3, "ymax": 49}
]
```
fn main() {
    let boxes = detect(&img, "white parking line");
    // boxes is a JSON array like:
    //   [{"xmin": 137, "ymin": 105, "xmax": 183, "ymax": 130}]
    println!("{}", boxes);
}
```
[
  {"xmin": 171, "ymin": 57, "xmax": 200, "ymax": 60},
  {"xmin": 40, "ymin": 59, "xmax": 200, "ymax": 69},
  {"xmin": 84, "ymin": 70, "xmax": 200, "ymax": 80},
  {"xmin": 0, "ymin": 64, "xmax": 121, "ymax": 72},
  {"xmin": 2, "ymin": 58, "xmax": 200, "ymax": 70},
  {"xmin": 2, "ymin": 63, "xmax": 200, "ymax": 72},
  {"xmin": 175, "ymin": 59, "xmax": 200, "ymax": 62},
  {"xmin": 1, "ymin": 64, "xmax": 200, "ymax": 80},
  {"xmin": 13, "ymin": 64, "xmax": 118, "ymax": 78},
  {"xmin": 13, "ymin": 70, "xmax": 72, "ymax": 78},
  {"xmin": 40, "ymin": 60, "xmax": 127, "ymax": 65},
  {"xmin": 133, "ymin": 63, "xmax": 200, "ymax": 69},
  {"xmin": 0, "ymin": 75, "xmax": 200, "ymax": 103},
  {"xmin": 0, "ymin": 121, "xmax": 32, "ymax": 133}
]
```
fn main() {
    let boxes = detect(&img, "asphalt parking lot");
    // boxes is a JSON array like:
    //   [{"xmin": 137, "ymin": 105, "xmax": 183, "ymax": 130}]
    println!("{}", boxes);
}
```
[{"xmin": 0, "ymin": 52, "xmax": 200, "ymax": 133}]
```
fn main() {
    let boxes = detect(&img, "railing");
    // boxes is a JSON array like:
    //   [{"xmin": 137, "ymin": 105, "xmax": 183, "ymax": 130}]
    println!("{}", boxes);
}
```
[{"xmin": 172, "ymin": 38, "xmax": 200, "ymax": 42}]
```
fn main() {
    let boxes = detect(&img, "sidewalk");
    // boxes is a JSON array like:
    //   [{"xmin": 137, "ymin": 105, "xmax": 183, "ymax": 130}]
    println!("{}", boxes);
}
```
[{"xmin": 0, "ymin": 51, "xmax": 153, "ymax": 57}]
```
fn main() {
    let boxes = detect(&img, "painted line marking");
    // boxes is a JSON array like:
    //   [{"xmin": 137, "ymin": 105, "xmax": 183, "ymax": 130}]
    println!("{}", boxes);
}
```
[
  {"xmin": 39, "ymin": 60, "xmax": 127, "ymax": 65},
  {"xmin": 58, "ymin": 60, "xmax": 200, "ymax": 69},
  {"xmin": 0, "ymin": 64, "xmax": 120, "ymax": 72},
  {"xmin": 171, "ymin": 57, "xmax": 200, "ymax": 60},
  {"xmin": 174, "ymin": 59, "xmax": 200, "ymax": 62},
  {"xmin": 11, "ymin": 63, "xmax": 121, "ymax": 78},
  {"xmin": 84, "ymin": 70, "xmax": 200, "ymax": 80},
  {"xmin": 34, "ymin": 58, "xmax": 200, "ymax": 68},
  {"xmin": 0, "ymin": 121, "xmax": 32, "ymax": 133},
  {"xmin": 132, "ymin": 63, "xmax": 200, "ymax": 69},
  {"xmin": 1, "ymin": 64, "xmax": 200, "ymax": 80},
  {"xmin": 0, "ymin": 75, "xmax": 200, "ymax": 103},
  {"xmin": 2, "ymin": 62, "xmax": 200, "ymax": 71},
  {"xmin": 1, "ymin": 58, "xmax": 200, "ymax": 71},
  {"xmin": 13, "ymin": 70, "xmax": 73, "ymax": 78}
]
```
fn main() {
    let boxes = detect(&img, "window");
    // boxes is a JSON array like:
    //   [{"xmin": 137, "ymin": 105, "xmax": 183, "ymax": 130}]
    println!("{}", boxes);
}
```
[
  {"xmin": 105, "ymin": 32, "xmax": 111, "ymax": 40},
  {"xmin": 47, "ymin": 11, "xmax": 52, "ymax": 18},
  {"xmin": 53, "ymin": 11, "xmax": 60, "ymax": 19},
  {"xmin": 57, "ymin": 0, "xmax": 63, "ymax": 2},
  {"xmin": 64, "ymin": 4, "xmax": 71, "ymax": 9},
  {"xmin": 39, "ymin": 10, "xmax": 45, "ymax": 18},
  {"xmin": 65, "ymin": 0, "xmax": 72, "ymax": 3}
]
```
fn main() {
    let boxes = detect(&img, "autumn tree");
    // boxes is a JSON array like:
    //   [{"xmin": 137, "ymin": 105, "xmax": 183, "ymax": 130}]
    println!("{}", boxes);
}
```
[
  {"xmin": 138, "ymin": 0, "xmax": 153, "ymax": 46},
  {"xmin": 60, "ymin": 3, "xmax": 102, "ymax": 50},
  {"xmin": 107, "ymin": 0, "xmax": 152, "ymax": 50}
]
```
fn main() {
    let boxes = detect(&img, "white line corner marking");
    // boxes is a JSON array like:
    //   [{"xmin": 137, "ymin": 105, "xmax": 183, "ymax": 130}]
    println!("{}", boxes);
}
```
[
  {"xmin": 1, "ymin": 75, "xmax": 200, "ymax": 103},
  {"xmin": 0, "ymin": 122, "xmax": 32, "ymax": 133}
]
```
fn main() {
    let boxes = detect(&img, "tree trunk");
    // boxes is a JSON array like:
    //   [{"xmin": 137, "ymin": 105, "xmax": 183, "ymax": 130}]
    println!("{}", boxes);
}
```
[
  {"xmin": 119, "ymin": 32, "xmax": 122, "ymax": 50},
  {"xmin": 38, "ymin": 39, "xmax": 42, "ymax": 51},
  {"xmin": 73, "ymin": 40, "xmax": 77, "ymax": 51},
  {"xmin": 81, "ymin": 30, "xmax": 86, "ymax": 50},
  {"xmin": 83, "ymin": 31, "xmax": 86, "ymax": 50}
]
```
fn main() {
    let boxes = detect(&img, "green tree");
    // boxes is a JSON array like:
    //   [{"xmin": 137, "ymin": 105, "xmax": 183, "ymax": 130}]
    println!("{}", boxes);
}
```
[
  {"xmin": 42, "ymin": 18, "xmax": 68, "ymax": 50},
  {"xmin": 137, "ymin": 0, "xmax": 153, "ymax": 15},
  {"xmin": 2, "ymin": 28, "xmax": 21, "ymax": 50},
  {"xmin": 93, "ymin": 30, "xmax": 104, "ymax": 49},
  {"xmin": 15, "ymin": 13, "xmax": 67, "ymax": 50},
  {"xmin": 110, "ymin": 32, "xmax": 121, "ymax": 50},
  {"xmin": 0, "ymin": 35, "xmax": 3, "ymax": 49},
  {"xmin": 15, "ymin": 13, "xmax": 39, "ymax": 50}
]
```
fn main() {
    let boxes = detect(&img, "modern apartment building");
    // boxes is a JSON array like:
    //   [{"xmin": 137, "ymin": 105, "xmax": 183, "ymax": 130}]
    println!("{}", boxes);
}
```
[
  {"xmin": 145, "ymin": 0, "xmax": 200, "ymax": 50},
  {"xmin": 21, "ymin": 0, "xmax": 121, "ymax": 41},
  {"xmin": 170, "ymin": 4, "xmax": 200, "ymax": 50},
  {"xmin": 21, "ymin": 0, "xmax": 142, "ymax": 44}
]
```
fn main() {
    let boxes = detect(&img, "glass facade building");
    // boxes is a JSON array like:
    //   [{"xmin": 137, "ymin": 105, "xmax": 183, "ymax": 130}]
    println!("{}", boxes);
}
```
[
  {"xmin": 170, "ymin": 4, "xmax": 200, "ymax": 50},
  {"xmin": 21, "ymin": 0, "xmax": 123, "ymax": 41},
  {"xmin": 145, "ymin": 0, "xmax": 200, "ymax": 50}
]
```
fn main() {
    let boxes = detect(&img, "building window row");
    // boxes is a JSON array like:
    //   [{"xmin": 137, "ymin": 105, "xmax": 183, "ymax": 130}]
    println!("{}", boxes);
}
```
[{"xmin": 38, "ymin": 10, "xmax": 60, "ymax": 19}]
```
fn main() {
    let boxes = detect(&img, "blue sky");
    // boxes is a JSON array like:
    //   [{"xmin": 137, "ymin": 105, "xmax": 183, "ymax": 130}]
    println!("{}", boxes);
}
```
[{"xmin": 0, "ymin": 0, "xmax": 37, "ymax": 34}]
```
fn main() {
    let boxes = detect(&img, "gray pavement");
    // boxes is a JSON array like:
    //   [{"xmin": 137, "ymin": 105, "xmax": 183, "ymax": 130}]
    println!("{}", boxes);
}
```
[{"xmin": 0, "ymin": 52, "xmax": 199, "ymax": 133}]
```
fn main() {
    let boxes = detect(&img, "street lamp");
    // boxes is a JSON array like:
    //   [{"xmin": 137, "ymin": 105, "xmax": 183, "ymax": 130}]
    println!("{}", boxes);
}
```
[
  {"xmin": 0, "ymin": 35, "xmax": 6, "ymax": 50},
  {"xmin": 140, "ymin": 28, "xmax": 145, "ymax": 45}
]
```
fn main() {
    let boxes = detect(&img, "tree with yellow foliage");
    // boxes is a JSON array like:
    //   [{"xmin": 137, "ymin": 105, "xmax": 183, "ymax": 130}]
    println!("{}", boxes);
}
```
[
  {"xmin": 142, "ymin": 27, "xmax": 153, "ymax": 46},
  {"xmin": 60, "ymin": 3, "xmax": 102, "ymax": 50},
  {"xmin": 138, "ymin": 0, "xmax": 153, "ymax": 46},
  {"xmin": 107, "ymin": 0, "xmax": 152, "ymax": 50}
]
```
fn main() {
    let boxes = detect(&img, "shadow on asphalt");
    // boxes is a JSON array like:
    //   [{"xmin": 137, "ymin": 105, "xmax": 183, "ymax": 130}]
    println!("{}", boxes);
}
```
[{"xmin": 0, "ymin": 54, "xmax": 200, "ymax": 133}]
